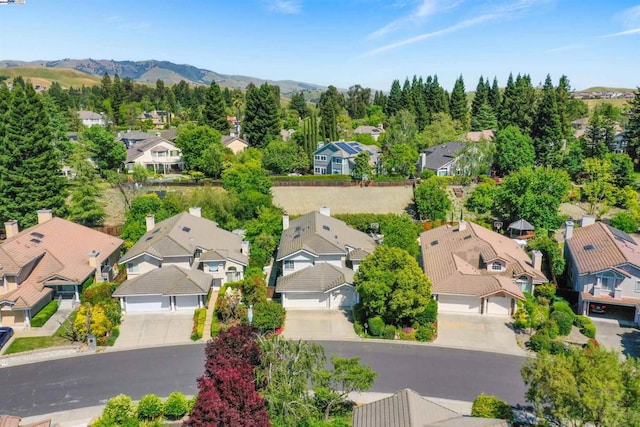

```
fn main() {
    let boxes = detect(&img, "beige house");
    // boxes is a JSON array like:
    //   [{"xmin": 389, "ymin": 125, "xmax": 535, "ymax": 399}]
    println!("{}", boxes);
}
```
[
  {"xmin": 115, "ymin": 208, "xmax": 249, "ymax": 312},
  {"xmin": 275, "ymin": 207, "xmax": 377, "ymax": 309},
  {"xmin": 123, "ymin": 136, "xmax": 184, "ymax": 174},
  {"xmin": 0, "ymin": 210, "xmax": 123, "ymax": 328},
  {"xmin": 353, "ymin": 125, "xmax": 385, "ymax": 141},
  {"xmin": 221, "ymin": 135, "xmax": 249, "ymax": 154},
  {"xmin": 77, "ymin": 110, "xmax": 105, "ymax": 127},
  {"xmin": 420, "ymin": 221, "xmax": 547, "ymax": 316}
]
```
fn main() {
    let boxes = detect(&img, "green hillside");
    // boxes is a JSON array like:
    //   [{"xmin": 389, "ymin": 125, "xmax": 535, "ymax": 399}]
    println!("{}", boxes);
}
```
[{"xmin": 0, "ymin": 67, "xmax": 102, "ymax": 88}]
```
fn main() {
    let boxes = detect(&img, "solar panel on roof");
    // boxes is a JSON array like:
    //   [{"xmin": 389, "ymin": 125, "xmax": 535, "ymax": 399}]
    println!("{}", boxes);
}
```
[
  {"xmin": 30, "ymin": 232, "xmax": 44, "ymax": 239},
  {"xmin": 336, "ymin": 142, "xmax": 358, "ymax": 155},
  {"xmin": 607, "ymin": 224, "xmax": 637, "ymax": 245}
]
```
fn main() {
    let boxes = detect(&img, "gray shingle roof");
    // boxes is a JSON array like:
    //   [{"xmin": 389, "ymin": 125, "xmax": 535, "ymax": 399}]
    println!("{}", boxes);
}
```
[
  {"xmin": 352, "ymin": 389, "xmax": 509, "ymax": 427},
  {"xmin": 113, "ymin": 264, "xmax": 211, "ymax": 296},
  {"xmin": 276, "ymin": 212, "xmax": 377, "ymax": 261},
  {"xmin": 422, "ymin": 142, "xmax": 466, "ymax": 171},
  {"xmin": 124, "ymin": 137, "xmax": 176, "ymax": 163},
  {"xmin": 119, "ymin": 212, "xmax": 248, "ymax": 266},
  {"xmin": 275, "ymin": 263, "xmax": 355, "ymax": 293}
]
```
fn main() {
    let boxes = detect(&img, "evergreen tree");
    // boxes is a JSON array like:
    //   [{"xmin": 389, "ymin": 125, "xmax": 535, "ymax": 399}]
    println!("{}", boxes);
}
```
[
  {"xmin": 0, "ymin": 82, "xmax": 68, "ymax": 226},
  {"xmin": 318, "ymin": 86, "xmax": 343, "ymax": 142},
  {"xmin": 449, "ymin": 75, "xmax": 469, "ymax": 127},
  {"xmin": 499, "ymin": 73, "xmax": 517, "ymax": 129},
  {"xmin": 243, "ymin": 83, "xmax": 280, "ymax": 148},
  {"xmin": 625, "ymin": 88, "xmax": 640, "ymax": 169},
  {"xmin": 556, "ymin": 75, "xmax": 574, "ymax": 140},
  {"xmin": 346, "ymin": 84, "xmax": 371, "ymax": 120},
  {"xmin": 411, "ymin": 76, "xmax": 428, "ymax": 131},
  {"xmin": 471, "ymin": 76, "xmax": 488, "ymax": 120},
  {"xmin": 373, "ymin": 90, "xmax": 387, "ymax": 109},
  {"xmin": 111, "ymin": 74, "xmax": 125, "ymax": 126},
  {"xmin": 289, "ymin": 91, "xmax": 308, "ymax": 119},
  {"xmin": 513, "ymin": 74, "xmax": 537, "ymax": 135},
  {"xmin": 297, "ymin": 111, "xmax": 319, "ymax": 165},
  {"xmin": 532, "ymin": 75, "xmax": 563, "ymax": 166},
  {"xmin": 67, "ymin": 144, "xmax": 105, "ymax": 226},
  {"xmin": 400, "ymin": 78, "xmax": 414, "ymax": 114},
  {"xmin": 471, "ymin": 102, "xmax": 498, "ymax": 131},
  {"xmin": 584, "ymin": 111, "xmax": 615, "ymax": 158},
  {"xmin": 488, "ymin": 77, "xmax": 501, "ymax": 114},
  {"xmin": 385, "ymin": 79, "xmax": 403, "ymax": 117},
  {"xmin": 202, "ymin": 81, "xmax": 230, "ymax": 133}
]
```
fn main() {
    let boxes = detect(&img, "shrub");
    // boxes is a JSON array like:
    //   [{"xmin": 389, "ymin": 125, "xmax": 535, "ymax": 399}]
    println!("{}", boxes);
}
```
[
  {"xmin": 582, "ymin": 322, "xmax": 597, "ymax": 339},
  {"xmin": 534, "ymin": 283, "xmax": 556, "ymax": 300},
  {"xmin": 102, "ymin": 299, "xmax": 122, "ymax": 326},
  {"xmin": 610, "ymin": 211, "xmax": 638, "ymax": 233},
  {"xmin": 549, "ymin": 340, "xmax": 567, "ymax": 355},
  {"xmin": 252, "ymin": 301, "xmax": 285, "ymax": 332},
  {"xmin": 241, "ymin": 276, "xmax": 268, "ymax": 306},
  {"xmin": 552, "ymin": 301, "xmax": 575, "ymax": 318},
  {"xmin": 574, "ymin": 315, "xmax": 592, "ymax": 329},
  {"xmin": 526, "ymin": 332, "xmax": 552, "ymax": 353},
  {"xmin": 31, "ymin": 300, "xmax": 59, "ymax": 327},
  {"xmin": 414, "ymin": 299, "xmax": 438, "ymax": 326},
  {"xmin": 187, "ymin": 395, "xmax": 198, "ymax": 415},
  {"xmin": 383, "ymin": 325, "xmax": 397, "ymax": 340},
  {"xmin": 104, "ymin": 327, "xmax": 120, "ymax": 346},
  {"xmin": 550, "ymin": 311, "xmax": 573, "ymax": 336},
  {"xmin": 398, "ymin": 327, "xmax": 416, "ymax": 341},
  {"xmin": 102, "ymin": 394, "xmax": 137, "ymax": 425},
  {"xmin": 539, "ymin": 319, "xmax": 559, "ymax": 339},
  {"xmin": 352, "ymin": 303, "xmax": 366, "ymax": 324},
  {"xmin": 163, "ymin": 391, "xmax": 188, "ymax": 419},
  {"xmin": 415, "ymin": 324, "xmax": 436, "ymax": 342},
  {"xmin": 191, "ymin": 308, "xmax": 207, "ymax": 341},
  {"xmin": 211, "ymin": 316, "xmax": 220, "ymax": 338},
  {"xmin": 471, "ymin": 393, "xmax": 514, "ymax": 422},
  {"xmin": 137, "ymin": 394, "xmax": 163, "ymax": 420},
  {"xmin": 368, "ymin": 316, "xmax": 385, "ymax": 337},
  {"xmin": 83, "ymin": 282, "xmax": 116, "ymax": 305},
  {"xmin": 420, "ymin": 169, "xmax": 436, "ymax": 180}
]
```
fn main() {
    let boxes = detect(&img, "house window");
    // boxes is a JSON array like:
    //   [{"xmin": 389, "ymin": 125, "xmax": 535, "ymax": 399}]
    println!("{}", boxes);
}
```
[
  {"xmin": 334, "ymin": 158, "xmax": 342, "ymax": 164},
  {"xmin": 636, "ymin": 280, "xmax": 640, "ymax": 293},
  {"xmin": 154, "ymin": 151, "xmax": 167, "ymax": 158},
  {"xmin": 599, "ymin": 273, "xmax": 614, "ymax": 291},
  {"xmin": 314, "ymin": 155, "xmax": 327, "ymax": 161},
  {"xmin": 170, "ymin": 150, "xmax": 180, "ymax": 156},
  {"xmin": 127, "ymin": 262, "xmax": 139, "ymax": 273},
  {"xmin": 491, "ymin": 262, "xmax": 502, "ymax": 271},
  {"xmin": 208, "ymin": 262, "xmax": 219, "ymax": 273},
  {"xmin": 332, "ymin": 169, "xmax": 341, "ymax": 174},
  {"xmin": 516, "ymin": 275, "xmax": 531, "ymax": 293},
  {"xmin": 226, "ymin": 266, "xmax": 242, "ymax": 282},
  {"xmin": 284, "ymin": 260, "xmax": 294, "ymax": 271},
  {"xmin": 314, "ymin": 167, "xmax": 326, "ymax": 174}
]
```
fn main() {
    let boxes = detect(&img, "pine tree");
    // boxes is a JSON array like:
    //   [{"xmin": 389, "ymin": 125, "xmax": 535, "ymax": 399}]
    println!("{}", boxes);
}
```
[
  {"xmin": 532, "ymin": 75, "xmax": 563, "ymax": 166},
  {"xmin": 625, "ymin": 88, "xmax": 640, "ymax": 169},
  {"xmin": 556, "ymin": 75, "xmax": 574, "ymax": 140},
  {"xmin": 499, "ymin": 73, "xmax": 517, "ymax": 129},
  {"xmin": 385, "ymin": 79, "xmax": 402, "ymax": 117},
  {"xmin": 0, "ymin": 82, "xmax": 68, "ymax": 226},
  {"xmin": 471, "ymin": 76, "xmax": 488, "ymax": 120},
  {"xmin": 289, "ymin": 91, "xmax": 308, "ymax": 119},
  {"xmin": 243, "ymin": 83, "xmax": 280, "ymax": 148},
  {"xmin": 373, "ymin": 90, "xmax": 387, "ymax": 109},
  {"xmin": 202, "ymin": 81, "xmax": 230, "ymax": 133},
  {"xmin": 318, "ymin": 86, "xmax": 343, "ymax": 142},
  {"xmin": 411, "ymin": 77, "xmax": 428, "ymax": 131},
  {"xmin": 513, "ymin": 74, "xmax": 537, "ymax": 135},
  {"xmin": 471, "ymin": 102, "xmax": 498, "ymax": 131},
  {"xmin": 449, "ymin": 75, "xmax": 468, "ymax": 127},
  {"xmin": 488, "ymin": 77, "xmax": 501, "ymax": 114},
  {"xmin": 400, "ymin": 78, "xmax": 414, "ymax": 114},
  {"xmin": 67, "ymin": 144, "xmax": 106, "ymax": 226}
]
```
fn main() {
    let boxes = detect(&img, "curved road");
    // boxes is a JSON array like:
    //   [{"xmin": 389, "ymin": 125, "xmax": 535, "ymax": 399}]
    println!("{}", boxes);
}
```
[{"xmin": 0, "ymin": 341, "xmax": 528, "ymax": 417}]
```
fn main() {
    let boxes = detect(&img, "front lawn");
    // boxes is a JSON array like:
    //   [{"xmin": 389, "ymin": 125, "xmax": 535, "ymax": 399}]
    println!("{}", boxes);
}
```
[{"xmin": 4, "ymin": 336, "xmax": 68, "ymax": 354}]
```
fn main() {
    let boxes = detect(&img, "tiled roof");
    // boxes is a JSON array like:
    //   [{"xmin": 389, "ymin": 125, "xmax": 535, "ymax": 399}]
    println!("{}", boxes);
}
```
[
  {"xmin": 76, "ymin": 111, "xmax": 102, "ymax": 120},
  {"xmin": 125, "ymin": 137, "xmax": 177, "ymax": 163},
  {"xmin": 276, "ymin": 212, "xmax": 377, "ymax": 261},
  {"xmin": 466, "ymin": 130, "xmax": 496, "ymax": 142},
  {"xmin": 422, "ymin": 142, "xmax": 466, "ymax": 171},
  {"xmin": 352, "ymin": 389, "xmax": 508, "ymax": 427},
  {"xmin": 420, "ymin": 223, "xmax": 547, "ymax": 298},
  {"xmin": 113, "ymin": 264, "xmax": 211, "ymax": 296},
  {"xmin": 275, "ymin": 263, "xmax": 354, "ymax": 293},
  {"xmin": 566, "ymin": 222, "xmax": 640, "ymax": 274},
  {"xmin": 120, "ymin": 212, "xmax": 248, "ymax": 266},
  {"xmin": 0, "ymin": 217, "xmax": 123, "ymax": 309},
  {"xmin": 221, "ymin": 135, "xmax": 248, "ymax": 147},
  {"xmin": 353, "ymin": 125, "xmax": 384, "ymax": 135}
]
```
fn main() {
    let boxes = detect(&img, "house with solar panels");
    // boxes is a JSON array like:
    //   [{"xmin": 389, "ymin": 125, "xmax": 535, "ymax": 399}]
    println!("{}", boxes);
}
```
[{"xmin": 313, "ymin": 141, "xmax": 381, "ymax": 176}]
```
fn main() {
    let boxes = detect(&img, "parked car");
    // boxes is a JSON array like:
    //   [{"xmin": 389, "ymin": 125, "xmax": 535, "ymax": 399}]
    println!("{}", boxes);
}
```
[
  {"xmin": 0, "ymin": 326, "xmax": 14, "ymax": 350},
  {"xmin": 590, "ymin": 303, "xmax": 606, "ymax": 314}
]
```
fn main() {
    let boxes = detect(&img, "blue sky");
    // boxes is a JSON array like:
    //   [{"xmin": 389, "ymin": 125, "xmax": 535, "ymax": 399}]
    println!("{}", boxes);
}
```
[{"xmin": 0, "ymin": 0, "xmax": 638, "ymax": 92}]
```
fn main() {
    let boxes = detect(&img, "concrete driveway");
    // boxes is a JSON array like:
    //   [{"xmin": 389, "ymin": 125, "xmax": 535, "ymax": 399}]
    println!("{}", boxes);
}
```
[
  {"xmin": 591, "ymin": 318, "xmax": 640, "ymax": 358},
  {"xmin": 433, "ymin": 313, "xmax": 526, "ymax": 356},
  {"xmin": 282, "ymin": 309, "xmax": 360, "ymax": 341},
  {"xmin": 113, "ymin": 312, "xmax": 194, "ymax": 350}
]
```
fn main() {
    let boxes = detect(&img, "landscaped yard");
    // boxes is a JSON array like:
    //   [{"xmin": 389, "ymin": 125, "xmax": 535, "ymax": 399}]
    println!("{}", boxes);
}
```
[{"xmin": 3, "ymin": 336, "xmax": 69, "ymax": 355}]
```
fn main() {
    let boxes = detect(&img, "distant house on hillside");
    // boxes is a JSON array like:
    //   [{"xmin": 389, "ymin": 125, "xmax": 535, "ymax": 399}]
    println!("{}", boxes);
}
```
[
  {"xmin": 417, "ymin": 142, "xmax": 466, "ymax": 176},
  {"xmin": 313, "ymin": 141, "xmax": 381, "ymax": 176},
  {"xmin": 137, "ymin": 110, "xmax": 170, "ymax": 129},
  {"xmin": 123, "ymin": 136, "xmax": 183, "ymax": 174},
  {"xmin": 221, "ymin": 135, "xmax": 249, "ymax": 154},
  {"xmin": 77, "ymin": 110, "xmax": 106, "ymax": 127},
  {"xmin": 466, "ymin": 129, "xmax": 495, "ymax": 142},
  {"xmin": 353, "ymin": 125, "xmax": 385, "ymax": 141}
]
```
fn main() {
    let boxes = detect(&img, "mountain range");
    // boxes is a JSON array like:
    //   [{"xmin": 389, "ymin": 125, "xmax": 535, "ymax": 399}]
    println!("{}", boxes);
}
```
[{"xmin": 0, "ymin": 58, "xmax": 326, "ymax": 95}]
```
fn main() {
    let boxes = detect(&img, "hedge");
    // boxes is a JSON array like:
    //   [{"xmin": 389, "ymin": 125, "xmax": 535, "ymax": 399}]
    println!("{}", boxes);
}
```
[
  {"xmin": 83, "ymin": 282, "xmax": 117, "ymax": 304},
  {"xmin": 191, "ymin": 308, "xmax": 207, "ymax": 341},
  {"xmin": 550, "ymin": 311, "xmax": 573, "ymax": 336},
  {"xmin": 526, "ymin": 332, "xmax": 552, "ymax": 353},
  {"xmin": 137, "ymin": 394, "xmax": 163, "ymax": 420},
  {"xmin": 368, "ymin": 316, "xmax": 385, "ymax": 337},
  {"xmin": 415, "ymin": 299, "xmax": 438, "ymax": 326},
  {"xmin": 581, "ymin": 323, "xmax": 597, "ymax": 339},
  {"xmin": 471, "ymin": 394, "xmax": 514, "ymax": 422},
  {"xmin": 383, "ymin": 325, "xmax": 397, "ymax": 340},
  {"xmin": 31, "ymin": 300, "xmax": 59, "ymax": 327},
  {"xmin": 251, "ymin": 301, "xmax": 285, "ymax": 332}
]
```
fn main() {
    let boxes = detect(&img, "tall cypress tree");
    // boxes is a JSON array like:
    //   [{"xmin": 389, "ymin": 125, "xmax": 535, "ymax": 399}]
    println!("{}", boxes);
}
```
[
  {"xmin": 624, "ymin": 88, "xmax": 640, "ymax": 169},
  {"xmin": 318, "ymin": 86, "xmax": 343, "ymax": 142},
  {"xmin": 449, "ymin": 75, "xmax": 468, "ymax": 126},
  {"xmin": 0, "ymin": 82, "xmax": 67, "ymax": 226},
  {"xmin": 556, "ymin": 75, "xmax": 574, "ymax": 141},
  {"xmin": 243, "ymin": 83, "xmax": 280, "ymax": 148},
  {"xmin": 513, "ymin": 74, "xmax": 537, "ymax": 135},
  {"xmin": 471, "ymin": 76, "xmax": 488, "ymax": 120},
  {"xmin": 532, "ymin": 75, "xmax": 563, "ymax": 166},
  {"xmin": 385, "ymin": 79, "xmax": 402, "ymax": 117},
  {"xmin": 202, "ymin": 81, "xmax": 230, "ymax": 133},
  {"xmin": 400, "ymin": 78, "xmax": 414, "ymax": 114},
  {"xmin": 499, "ymin": 73, "xmax": 517, "ymax": 129},
  {"xmin": 488, "ymin": 77, "xmax": 501, "ymax": 114}
]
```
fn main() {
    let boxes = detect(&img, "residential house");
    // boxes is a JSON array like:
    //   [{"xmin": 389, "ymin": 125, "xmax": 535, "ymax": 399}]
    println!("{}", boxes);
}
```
[
  {"xmin": 137, "ymin": 110, "xmax": 170, "ymax": 129},
  {"xmin": 114, "ymin": 208, "xmax": 249, "ymax": 312},
  {"xmin": 353, "ymin": 125, "xmax": 385, "ymax": 141},
  {"xmin": 420, "ymin": 221, "xmax": 547, "ymax": 316},
  {"xmin": 221, "ymin": 135, "xmax": 249, "ymax": 154},
  {"xmin": 313, "ymin": 141, "xmax": 381, "ymax": 176},
  {"xmin": 466, "ymin": 129, "xmax": 496, "ymax": 142},
  {"xmin": 77, "ymin": 110, "xmax": 105, "ymax": 127},
  {"xmin": 117, "ymin": 130, "xmax": 154, "ymax": 148},
  {"xmin": 417, "ymin": 142, "xmax": 466, "ymax": 176},
  {"xmin": 275, "ymin": 207, "xmax": 377, "ymax": 309},
  {"xmin": 352, "ymin": 389, "xmax": 509, "ymax": 427},
  {"xmin": 0, "ymin": 210, "xmax": 123, "ymax": 328},
  {"xmin": 564, "ymin": 218, "xmax": 640, "ymax": 325},
  {"xmin": 280, "ymin": 129, "xmax": 295, "ymax": 142},
  {"xmin": 123, "ymin": 136, "xmax": 184, "ymax": 174}
]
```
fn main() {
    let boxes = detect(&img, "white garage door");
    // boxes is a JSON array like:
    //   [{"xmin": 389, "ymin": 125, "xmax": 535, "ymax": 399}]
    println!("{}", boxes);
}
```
[
  {"xmin": 329, "ymin": 287, "xmax": 357, "ymax": 309},
  {"xmin": 486, "ymin": 297, "xmax": 512, "ymax": 316},
  {"xmin": 126, "ymin": 295, "xmax": 171, "ymax": 312},
  {"xmin": 284, "ymin": 293, "xmax": 328, "ymax": 309},
  {"xmin": 175, "ymin": 295, "xmax": 200, "ymax": 311},
  {"xmin": 438, "ymin": 294, "xmax": 480, "ymax": 314}
]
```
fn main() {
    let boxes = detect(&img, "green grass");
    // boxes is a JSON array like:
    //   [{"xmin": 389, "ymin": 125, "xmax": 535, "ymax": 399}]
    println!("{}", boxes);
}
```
[
  {"xmin": 4, "ymin": 336, "xmax": 69, "ymax": 354},
  {"xmin": 583, "ymin": 98, "xmax": 629, "ymax": 112}
]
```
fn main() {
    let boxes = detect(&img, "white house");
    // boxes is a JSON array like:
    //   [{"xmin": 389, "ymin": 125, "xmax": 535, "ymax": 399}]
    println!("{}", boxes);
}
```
[
  {"xmin": 77, "ymin": 110, "xmax": 106, "ymax": 127},
  {"xmin": 123, "ymin": 136, "xmax": 184, "ymax": 174},
  {"xmin": 275, "ymin": 207, "xmax": 377, "ymax": 309}
]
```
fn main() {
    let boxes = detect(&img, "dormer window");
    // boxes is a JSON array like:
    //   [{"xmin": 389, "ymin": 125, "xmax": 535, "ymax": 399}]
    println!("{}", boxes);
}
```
[{"xmin": 491, "ymin": 261, "xmax": 502, "ymax": 271}]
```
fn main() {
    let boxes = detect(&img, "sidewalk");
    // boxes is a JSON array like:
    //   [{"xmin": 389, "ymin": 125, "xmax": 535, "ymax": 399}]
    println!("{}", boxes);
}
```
[{"xmin": 201, "ymin": 292, "xmax": 217, "ymax": 341}]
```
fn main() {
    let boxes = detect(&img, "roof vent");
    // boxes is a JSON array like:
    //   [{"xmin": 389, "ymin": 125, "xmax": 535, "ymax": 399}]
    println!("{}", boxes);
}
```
[
  {"xmin": 463, "ymin": 235, "xmax": 472, "ymax": 240},
  {"xmin": 30, "ymin": 238, "xmax": 42, "ymax": 244},
  {"xmin": 584, "ymin": 244, "xmax": 595, "ymax": 251},
  {"xmin": 30, "ymin": 232, "xmax": 45, "ymax": 239},
  {"xmin": 322, "ymin": 225, "xmax": 330, "ymax": 231},
  {"xmin": 431, "ymin": 240, "xmax": 439, "ymax": 246}
]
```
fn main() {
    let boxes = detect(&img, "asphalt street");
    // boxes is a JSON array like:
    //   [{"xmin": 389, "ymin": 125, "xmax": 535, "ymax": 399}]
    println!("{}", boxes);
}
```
[{"xmin": 0, "ymin": 341, "xmax": 529, "ymax": 417}]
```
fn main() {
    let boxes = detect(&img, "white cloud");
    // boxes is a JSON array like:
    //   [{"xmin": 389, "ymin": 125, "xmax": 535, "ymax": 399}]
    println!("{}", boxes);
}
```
[
  {"xmin": 602, "ymin": 27, "xmax": 640, "ymax": 38},
  {"xmin": 602, "ymin": 5, "xmax": 640, "ymax": 37},
  {"xmin": 367, "ymin": 0, "xmax": 457, "ymax": 40},
  {"xmin": 103, "ymin": 15, "xmax": 151, "ymax": 32},
  {"xmin": 544, "ymin": 44, "xmax": 584, "ymax": 53},
  {"xmin": 267, "ymin": 0, "xmax": 301, "ymax": 14}
]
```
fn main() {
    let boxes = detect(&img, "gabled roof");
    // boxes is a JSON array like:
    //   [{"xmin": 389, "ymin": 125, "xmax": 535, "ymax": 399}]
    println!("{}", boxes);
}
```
[
  {"xmin": 466, "ymin": 130, "xmax": 495, "ymax": 142},
  {"xmin": 117, "ymin": 130, "xmax": 152, "ymax": 142},
  {"xmin": 566, "ymin": 222, "xmax": 640, "ymax": 274},
  {"xmin": 275, "ymin": 262, "xmax": 354, "ymax": 293},
  {"xmin": 119, "ymin": 212, "xmax": 247, "ymax": 266},
  {"xmin": 125, "ymin": 137, "xmax": 178, "ymax": 163},
  {"xmin": 0, "ymin": 217, "xmax": 123, "ymax": 309},
  {"xmin": 353, "ymin": 125, "xmax": 384, "ymax": 135},
  {"xmin": 313, "ymin": 141, "xmax": 381, "ymax": 159},
  {"xmin": 420, "ymin": 222, "xmax": 547, "ymax": 298},
  {"xmin": 113, "ymin": 265, "xmax": 211, "ymax": 297},
  {"xmin": 422, "ymin": 142, "xmax": 467, "ymax": 171},
  {"xmin": 352, "ymin": 389, "xmax": 509, "ymax": 427},
  {"xmin": 508, "ymin": 219, "xmax": 535, "ymax": 231},
  {"xmin": 276, "ymin": 211, "xmax": 377, "ymax": 261},
  {"xmin": 76, "ymin": 110, "xmax": 102, "ymax": 120},
  {"xmin": 221, "ymin": 135, "xmax": 249, "ymax": 147}
]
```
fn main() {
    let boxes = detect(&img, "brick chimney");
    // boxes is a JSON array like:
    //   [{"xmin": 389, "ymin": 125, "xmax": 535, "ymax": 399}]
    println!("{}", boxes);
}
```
[
  {"xmin": 145, "ymin": 214, "xmax": 155, "ymax": 231},
  {"xmin": 4, "ymin": 220, "xmax": 19, "ymax": 239},
  {"xmin": 37, "ymin": 209, "xmax": 53, "ymax": 224}
]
